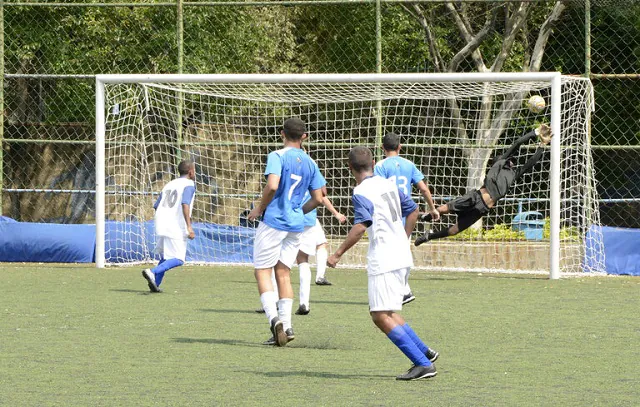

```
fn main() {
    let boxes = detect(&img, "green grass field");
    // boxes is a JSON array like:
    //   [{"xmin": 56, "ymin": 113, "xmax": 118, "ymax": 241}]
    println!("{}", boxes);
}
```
[{"xmin": 2, "ymin": 265, "xmax": 639, "ymax": 406}]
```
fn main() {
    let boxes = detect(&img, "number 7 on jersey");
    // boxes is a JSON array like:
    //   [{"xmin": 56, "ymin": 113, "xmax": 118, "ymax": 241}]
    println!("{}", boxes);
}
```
[{"xmin": 288, "ymin": 174, "xmax": 302, "ymax": 200}]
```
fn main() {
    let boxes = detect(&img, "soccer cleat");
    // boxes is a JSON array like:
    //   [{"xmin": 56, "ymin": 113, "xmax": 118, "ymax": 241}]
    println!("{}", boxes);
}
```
[
  {"xmin": 414, "ymin": 234, "xmax": 429, "ymax": 247},
  {"xmin": 255, "ymin": 307, "xmax": 266, "ymax": 313},
  {"xmin": 142, "ymin": 269, "xmax": 162, "ymax": 293},
  {"xmin": 285, "ymin": 328, "xmax": 295, "ymax": 342},
  {"xmin": 396, "ymin": 364, "xmax": 437, "ymax": 381},
  {"xmin": 315, "ymin": 277, "xmax": 332, "ymax": 286},
  {"xmin": 270, "ymin": 317, "xmax": 288, "ymax": 347},
  {"xmin": 263, "ymin": 328, "xmax": 295, "ymax": 346},
  {"xmin": 402, "ymin": 292, "xmax": 416, "ymax": 305},
  {"xmin": 420, "ymin": 213, "xmax": 433, "ymax": 222},
  {"xmin": 295, "ymin": 304, "xmax": 310, "ymax": 315},
  {"xmin": 262, "ymin": 336, "xmax": 276, "ymax": 346},
  {"xmin": 426, "ymin": 348, "xmax": 439, "ymax": 363}
]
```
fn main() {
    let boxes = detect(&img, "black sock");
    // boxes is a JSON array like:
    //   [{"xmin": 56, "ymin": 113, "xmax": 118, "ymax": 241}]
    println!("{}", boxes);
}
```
[{"xmin": 428, "ymin": 229, "xmax": 450, "ymax": 241}]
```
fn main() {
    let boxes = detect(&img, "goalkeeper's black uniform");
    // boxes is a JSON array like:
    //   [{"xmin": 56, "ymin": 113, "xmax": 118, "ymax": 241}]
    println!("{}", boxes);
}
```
[{"xmin": 420, "ymin": 130, "xmax": 545, "ymax": 242}]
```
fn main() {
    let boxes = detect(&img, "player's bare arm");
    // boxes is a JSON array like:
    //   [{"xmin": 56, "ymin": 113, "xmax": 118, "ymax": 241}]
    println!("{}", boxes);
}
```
[
  {"xmin": 248, "ymin": 173, "xmax": 280, "ymax": 221},
  {"xmin": 327, "ymin": 223, "xmax": 367, "ymax": 267},
  {"xmin": 323, "ymin": 196, "xmax": 347, "ymax": 224},
  {"xmin": 404, "ymin": 207, "xmax": 419, "ymax": 238},
  {"xmin": 302, "ymin": 188, "xmax": 324, "ymax": 214},
  {"xmin": 320, "ymin": 186, "xmax": 347, "ymax": 224},
  {"xmin": 182, "ymin": 203, "xmax": 195, "ymax": 239},
  {"xmin": 416, "ymin": 180, "xmax": 440, "ymax": 222}
]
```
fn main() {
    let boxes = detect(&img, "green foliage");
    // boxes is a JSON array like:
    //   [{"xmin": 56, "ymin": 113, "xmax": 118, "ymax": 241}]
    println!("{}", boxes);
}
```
[
  {"xmin": 446, "ymin": 219, "xmax": 580, "ymax": 242},
  {"xmin": 542, "ymin": 217, "xmax": 581, "ymax": 242},
  {"xmin": 483, "ymin": 223, "xmax": 527, "ymax": 240},
  {"xmin": 448, "ymin": 223, "xmax": 525, "ymax": 241}
]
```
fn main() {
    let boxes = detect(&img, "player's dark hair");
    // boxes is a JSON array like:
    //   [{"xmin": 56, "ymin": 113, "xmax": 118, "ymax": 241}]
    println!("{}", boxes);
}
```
[
  {"xmin": 282, "ymin": 117, "xmax": 306, "ymax": 141},
  {"xmin": 178, "ymin": 160, "xmax": 194, "ymax": 175},
  {"xmin": 382, "ymin": 132, "xmax": 400, "ymax": 151},
  {"xmin": 348, "ymin": 146, "xmax": 373, "ymax": 173}
]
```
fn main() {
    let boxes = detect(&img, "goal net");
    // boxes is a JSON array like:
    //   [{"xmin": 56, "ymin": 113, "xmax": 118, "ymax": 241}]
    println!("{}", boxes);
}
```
[{"xmin": 96, "ymin": 73, "xmax": 605, "ymax": 276}]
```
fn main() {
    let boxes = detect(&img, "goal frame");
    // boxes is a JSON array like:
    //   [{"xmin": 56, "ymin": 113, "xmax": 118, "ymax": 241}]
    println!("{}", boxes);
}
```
[{"xmin": 95, "ymin": 72, "xmax": 563, "ymax": 279}]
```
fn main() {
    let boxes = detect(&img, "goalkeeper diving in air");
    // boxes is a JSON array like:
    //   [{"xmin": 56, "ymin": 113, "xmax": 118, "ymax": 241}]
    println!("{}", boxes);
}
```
[{"xmin": 415, "ymin": 124, "xmax": 553, "ymax": 246}]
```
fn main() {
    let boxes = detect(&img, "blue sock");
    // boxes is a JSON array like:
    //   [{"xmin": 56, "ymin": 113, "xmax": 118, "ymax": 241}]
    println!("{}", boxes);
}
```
[
  {"xmin": 387, "ymin": 325, "xmax": 430, "ymax": 367},
  {"xmin": 151, "ymin": 258, "xmax": 183, "ymax": 287},
  {"xmin": 402, "ymin": 323, "xmax": 430, "ymax": 355}
]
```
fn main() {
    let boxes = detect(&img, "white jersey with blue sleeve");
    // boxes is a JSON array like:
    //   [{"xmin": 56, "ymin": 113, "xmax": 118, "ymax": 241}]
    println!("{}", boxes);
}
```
[
  {"xmin": 262, "ymin": 147, "xmax": 326, "ymax": 232},
  {"xmin": 374, "ymin": 156, "xmax": 424, "ymax": 196},
  {"xmin": 352, "ymin": 176, "xmax": 417, "ymax": 275},
  {"xmin": 154, "ymin": 176, "xmax": 195, "ymax": 239}
]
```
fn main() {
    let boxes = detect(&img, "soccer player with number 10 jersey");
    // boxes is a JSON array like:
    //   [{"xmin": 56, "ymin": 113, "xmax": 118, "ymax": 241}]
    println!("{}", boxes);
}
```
[{"xmin": 142, "ymin": 160, "xmax": 196, "ymax": 293}]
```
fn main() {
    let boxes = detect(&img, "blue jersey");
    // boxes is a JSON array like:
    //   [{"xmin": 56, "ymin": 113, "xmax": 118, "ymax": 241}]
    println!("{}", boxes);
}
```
[
  {"xmin": 262, "ymin": 147, "xmax": 326, "ymax": 232},
  {"xmin": 301, "ymin": 191, "xmax": 318, "ymax": 227},
  {"xmin": 374, "ymin": 156, "xmax": 424, "ymax": 196}
]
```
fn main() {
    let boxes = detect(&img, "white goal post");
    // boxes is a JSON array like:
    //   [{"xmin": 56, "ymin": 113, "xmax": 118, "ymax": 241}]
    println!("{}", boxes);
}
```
[{"xmin": 95, "ymin": 73, "xmax": 605, "ymax": 278}]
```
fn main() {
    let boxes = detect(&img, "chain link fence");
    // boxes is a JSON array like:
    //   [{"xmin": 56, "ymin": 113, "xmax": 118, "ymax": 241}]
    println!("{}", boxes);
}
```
[{"xmin": 1, "ymin": 0, "xmax": 638, "ymax": 230}]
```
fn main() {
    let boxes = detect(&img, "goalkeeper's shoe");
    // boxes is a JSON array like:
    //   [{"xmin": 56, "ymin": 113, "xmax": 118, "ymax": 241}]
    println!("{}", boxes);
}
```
[
  {"xmin": 426, "ymin": 348, "xmax": 439, "ymax": 363},
  {"xmin": 414, "ymin": 234, "xmax": 429, "ymax": 246},
  {"xmin": 142, "ymin": 269, "xmax": 162, "ymax": 293},
  {"xmin": 402, "ymin": 292, "xmax": 416, "ymax": 305},
  {"xmin": 420, "ymin": 213, "xmax": 433, "ymax": 222},
  {"xmin": 396, "ymin": 364, "xmax": 437, "ymax": 381}
]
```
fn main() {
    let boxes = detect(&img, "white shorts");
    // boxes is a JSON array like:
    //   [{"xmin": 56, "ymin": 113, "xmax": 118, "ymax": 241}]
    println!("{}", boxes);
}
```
[
  {"xmin": 368, "ymin": 268, "xmax": 408, "ymax": 312},
  {"xmin": 253, "ymin": 222, "xmax": 301, "ymax": 270},
  {"xmin": 298, "ymin": 222, "xmax": 328, "ymax": 256},
  {"xmin": 155, "ymin": 236, "xmax": 188, "ymax": 262}
]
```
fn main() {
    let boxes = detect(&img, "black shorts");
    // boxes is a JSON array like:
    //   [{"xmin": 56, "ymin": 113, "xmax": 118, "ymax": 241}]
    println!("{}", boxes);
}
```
[{"xmin": 447, "ymin": 190, "xmax": 490, "ymax": 223}]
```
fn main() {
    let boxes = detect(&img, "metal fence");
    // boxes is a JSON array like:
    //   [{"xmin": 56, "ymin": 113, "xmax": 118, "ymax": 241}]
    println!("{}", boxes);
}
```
[{"xmin": 1, "ymin": 0, "xmax": 638, "ymax": 227}]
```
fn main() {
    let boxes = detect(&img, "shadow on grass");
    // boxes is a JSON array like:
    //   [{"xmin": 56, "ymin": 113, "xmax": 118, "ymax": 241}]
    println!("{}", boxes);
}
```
[
  {"xmin": 109, "ymin": 288, "xmax": 154, "ymax": 295},
  {"xmin": 312, "ymin": 300, "xmax": 368, "ymax": 306},
  {"xmin": 242, "ymin": 369, "xmax": 389, "ymax": 380},
  {"xmin": 173, "ymin": 337, "xmax": 347, "ymax": 351},
  {"xmin": 198, "ymin": 308, "xmax": 257, "ymax": 314},
  {"xmin": 173, "ymin": 337, "xmax": 264, "ymax": 348}
]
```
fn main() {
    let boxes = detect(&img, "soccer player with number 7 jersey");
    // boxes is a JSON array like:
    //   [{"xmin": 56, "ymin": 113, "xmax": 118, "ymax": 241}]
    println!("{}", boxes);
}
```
[
  {"xmin": 247, "ymin": 118, "xmax": 325, "ymax": 347},
  {"xmin": 374, "ymin": 132, "xmax": 439, "ymax": 304},
  {"xmin": 142, "ymin": 160, "xmax": 196, "ymax": 293}
]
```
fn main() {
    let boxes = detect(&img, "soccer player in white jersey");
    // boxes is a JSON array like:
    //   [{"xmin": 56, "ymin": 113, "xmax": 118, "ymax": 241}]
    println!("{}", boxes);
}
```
[
  {"xmin": 247, "ymin": 117, "xmax": 325, "ymax": 347},
  {"xmin": 328, "ymin": 146, "xmax": 438, "ymax": 381},
  {"xmin": 294, "ymin": 186, "xmax": 347, "ymax": 316},
  {"xmin": 374, "ymin": 132, "xmax": 439, "ymax": 304},
  {"xmin": 142, "ymin": 160, "xmax": 196, "ymax": 293}
]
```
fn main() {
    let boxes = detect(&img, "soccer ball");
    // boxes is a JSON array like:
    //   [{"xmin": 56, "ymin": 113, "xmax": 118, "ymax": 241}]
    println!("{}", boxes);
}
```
[{"xmin": 527, "ymin": 95, "xmax": 546, "ymax": 114}]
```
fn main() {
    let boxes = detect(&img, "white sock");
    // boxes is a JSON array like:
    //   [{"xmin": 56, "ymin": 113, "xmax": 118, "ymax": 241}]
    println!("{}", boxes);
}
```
[
  {"xmin": 299, "ymin": 262, "xmax": 311, "ymax": 307},
  {"xmin": 260, "ymin": 291, "xmax": 279, "ymax": 322},
  {"xmin": 315, "ymin": 246, "xmax": 328, "ymax": 281},
  {"xmin": 277, "ymin": 298, "xmax": 294, "ymax": 331},
  {"xmin": 405, "ymin": 269, "xmax": 412, "ymax": 295}
]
